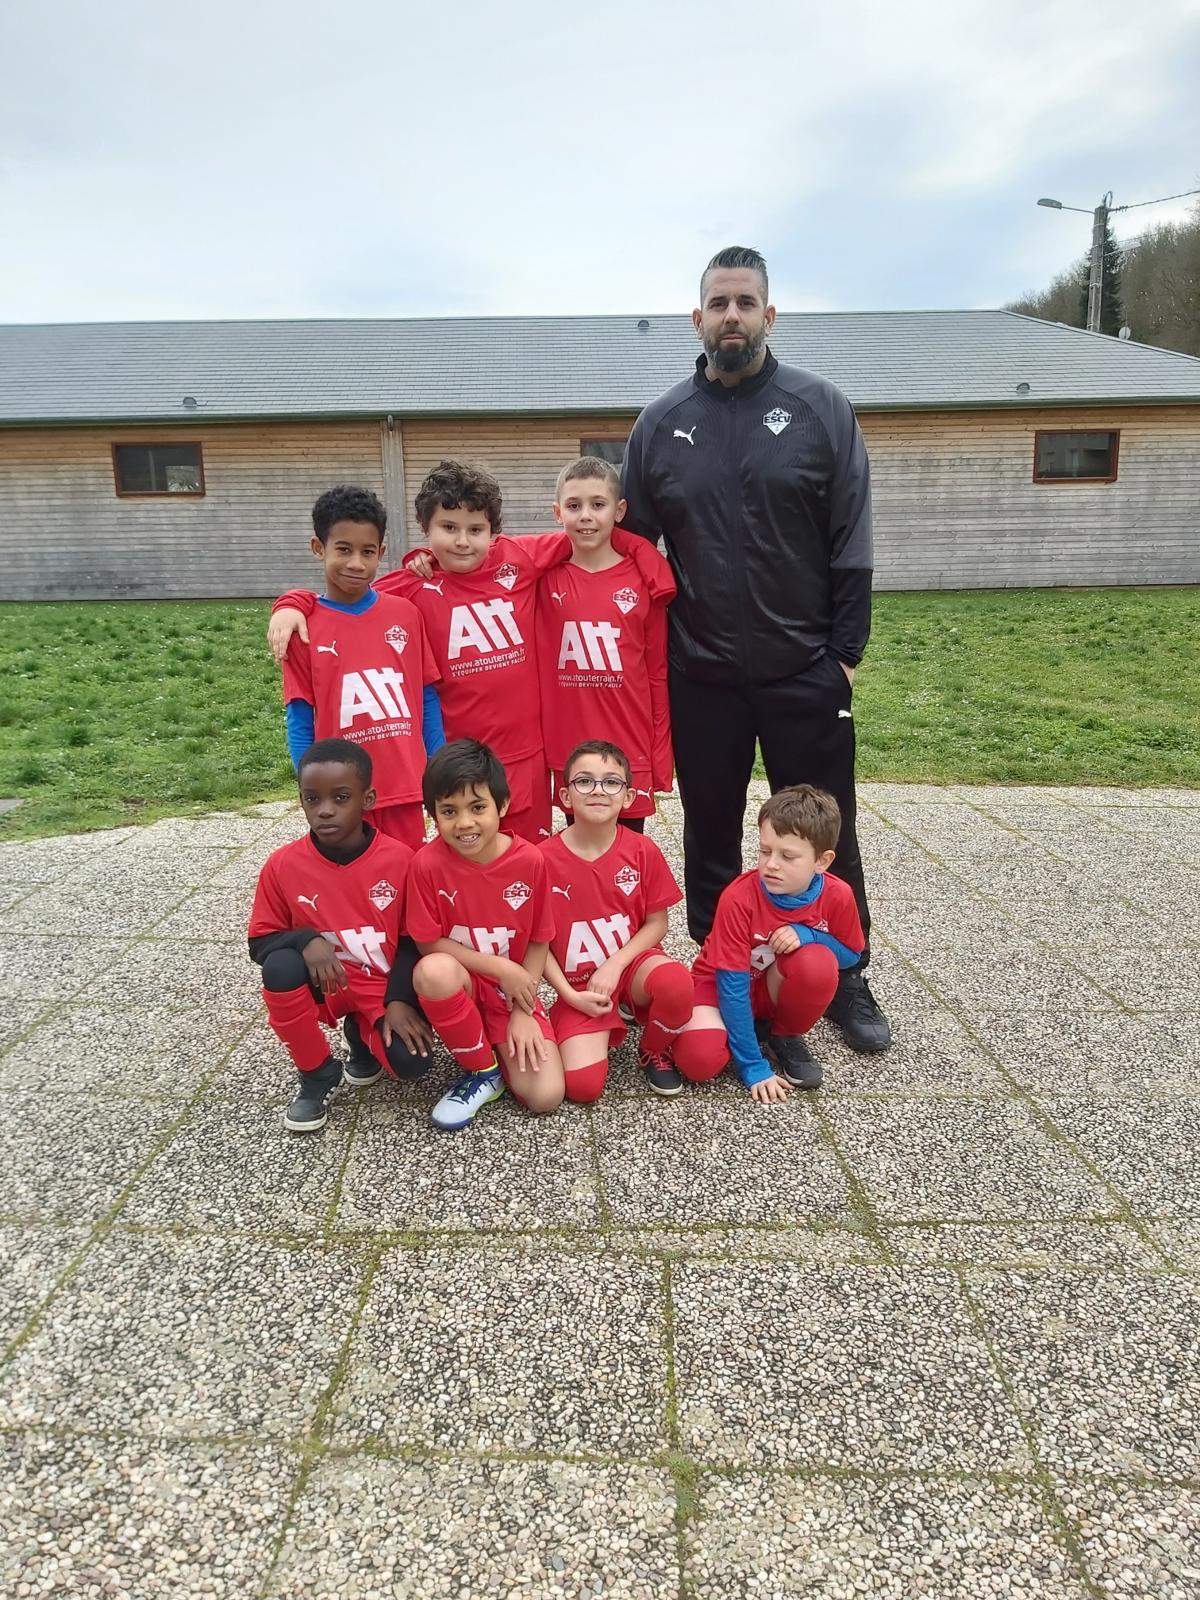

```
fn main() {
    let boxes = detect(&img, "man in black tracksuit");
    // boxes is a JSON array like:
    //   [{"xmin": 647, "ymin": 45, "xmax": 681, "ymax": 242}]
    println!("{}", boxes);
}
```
[{"xmin": 621, "ymin": 245, "xmax": 891, "ymax": 1053}]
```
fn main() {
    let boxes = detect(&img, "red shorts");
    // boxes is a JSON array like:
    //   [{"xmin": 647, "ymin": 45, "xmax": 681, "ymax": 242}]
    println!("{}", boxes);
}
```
[
  {"xmin": 548, "ymin": 946, "xmax": 664, "ymax": 1045},
  {"xmin": 503, "ymin": 751, "xmax": 553, "ymax": 842},
  {"xmin": 471, "ymin": 973, "xmax": 555, "ymax": 1047},
  {"xmin": 367, "ymin": 801, "xmax": 427, "ymax": 851},
  {"xmin": 315, "ymin": 984, "xmax": 390, "ymax": 1067},
  {"xmin": 691, "ymin": 968, "xmax": 772, "ymax": 1019},
  {"xmin": 552, "ymin": 769, "xmax": 656, "ymax": 821}
]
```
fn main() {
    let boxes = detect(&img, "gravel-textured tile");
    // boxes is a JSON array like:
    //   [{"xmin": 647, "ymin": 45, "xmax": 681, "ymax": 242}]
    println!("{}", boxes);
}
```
[
  {"xmin": 8, "ymin": 1001, "xmax": 247, "ymax": 1095},
  {"xmin": 971, "ymin": 1008, "xmax": 1194, "ymax": 1096},
  {"xmin": 6, "ymin": 880, "xmax": 194, "ymax": 935},
  {"xmin": 811, "ymin": 1006, "xmax": 1009, "ymax": 1095},
  {"xmin": 673, "ymin": 1262, "xmax": 1030, "ymax": 1472},
  {"xmin": 0, "ymin": 1091, "xmax": 180, "ymax": 1221},
  {"xmin": 687, "ymin": 1473, "xmax": 1088, "ymax": 1600},
  {"xmin": 606, "ymin": 1223, "xmax": 885, "ymax": 1263},
  {"xmin": 148, "ymin": 883, "xmax": 256, "ymax": 939},
  {"xmin": 1058, "ymin": 1480, "xmax": 1200, "ymax": 1599},
  {"xmin": 0, "ymin": 1432, "xmax": 297, "ymax": 1600},
  {"xmin": 0, "ymin": 1223, "xmax": 90, "ymax": 1345},
  {"xmin": 0, "ymin": 997, "xmax": 48, "ymax": 1057},
  {"xmin": 78, "ymin": 936, "xmax": 260, "ymax": 1015},
  {"xmin": 135, "ymin": 811, "xmax": 279, "ymax": 848},
  {"xmin": 595, "ymin": 1096, "xmax": 852, "ymax": 1226},
  {"xmin": 970, "ymin": 1270, "xmax": 1200, "ymax": 1477},
  {"xmin": 332, "ymin": 1247, "xmax": 667, "ymax": 1456},
  {"xmin": 883, "ymin": 1221, "xmax": 1163, "ymax": 1269},
  {"xmin": 66, "ymin": 843, "xmax": 242, "ymax": 889},
  {"xmin": 825, "ymin": 1098, "xmax": 1115, "ymax": 1221},
  {"xmin": 207, "ymin": 1016, "xmax": 308, "ymax": 1099},
  {"xmin": 270, "ymin": 1456, "xmax": 679, "ymax": 1600},
  {"xmin": 0, "ymin": 1231, "xmax": 366, "ymax": 1438},
  {"xmin": 0, "ymin": 832, "xmax": 125, "ymax": 883},
  {"xmin": 1068, "ymin": 946, "xmax": 1200, "ymax": 1012},
  {"xmin": 0, "ymin": 934, "xmax": 131, "ymax": 999},
  {"xmin": 1151, "ymin": 1221, "xmax": 1200, "ymax": 1270},
  {"xmin": 907, "ymin": 935, "xmax": 1115, "ymax": 1013},
  {"xmin": 335, "ymin": 1096, "xmax": 599, "ymax": 1231},
  {"xmin": 1041, "ymin": 1097, "xmax": 1200, "ymax": 1216}
]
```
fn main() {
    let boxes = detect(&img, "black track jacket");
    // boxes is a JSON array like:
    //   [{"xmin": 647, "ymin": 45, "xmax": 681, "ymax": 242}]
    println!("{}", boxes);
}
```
[{"xmin": 620, "ymin": 349, "xmax": 873, "ymax": 685}]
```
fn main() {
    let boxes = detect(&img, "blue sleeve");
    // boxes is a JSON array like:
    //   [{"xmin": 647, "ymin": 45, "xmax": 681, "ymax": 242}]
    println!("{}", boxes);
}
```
[
  {"xmin": 715, "ymin": 969, "xmax": 774, "ymax": 1088},
  {"xmin": 285, "ymin": 700, "xmax": 315, "ymax": 769},
  {"xmin": 790, "ymin": 924, "xmax": 859, "ymax": 970},
  {"xmin": 422, "ymin": 684, "xmax": 446, "ymax": 756}
]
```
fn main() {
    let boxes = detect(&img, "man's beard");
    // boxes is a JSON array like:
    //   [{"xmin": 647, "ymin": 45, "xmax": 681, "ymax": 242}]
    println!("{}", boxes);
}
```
[{"xmin": 706, "ymin": 326, "xmax": 766, "ymax": 372}]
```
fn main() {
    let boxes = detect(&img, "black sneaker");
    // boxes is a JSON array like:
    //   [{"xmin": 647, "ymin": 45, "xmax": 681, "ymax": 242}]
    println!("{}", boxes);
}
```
[
  {"xmin": 342, "ymin": 1017, "xmax": 383, "ymax": 1088},
  {"xmin": 284, "ymin": 1056, "xmax": 343, "ymax": 1132},
  {"xmin": 638, "ymin": 1043, "xmax": 684, "ymax": 1097},
  {"xmin": 764, "ymin": 1033, "xmax": 823, "ymax": 1090},
  {"xmin": 825, "ymin": 969, "xmax": 892, "ymax": 1054}
]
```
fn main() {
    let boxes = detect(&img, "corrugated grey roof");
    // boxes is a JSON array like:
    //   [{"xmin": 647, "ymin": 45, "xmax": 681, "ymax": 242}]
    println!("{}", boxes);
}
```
[{"xmin": 2, "ymin": 310, "xmax": 1199, "ymax": 424}]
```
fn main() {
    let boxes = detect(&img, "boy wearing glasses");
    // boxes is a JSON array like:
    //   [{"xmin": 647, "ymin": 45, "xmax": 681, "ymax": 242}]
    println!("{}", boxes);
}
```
[{"xmin": 540, "ymin": 740, "xmax": 699, "ymax": 1098}]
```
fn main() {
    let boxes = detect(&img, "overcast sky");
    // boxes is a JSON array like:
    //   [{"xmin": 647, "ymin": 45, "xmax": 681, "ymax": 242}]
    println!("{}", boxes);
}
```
[{"xmin": 2, "ymin": 0, "xmax": 1197, "ymax": 324}]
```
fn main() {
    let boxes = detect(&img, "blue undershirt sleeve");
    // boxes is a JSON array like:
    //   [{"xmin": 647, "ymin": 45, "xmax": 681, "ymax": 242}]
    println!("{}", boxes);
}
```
[
  {"xmin": 285, "ymin": 700, "xmax": 315, "ymax": 769},
  {"xmin": 715, "ymin": 969, "xmax": 774, "ymax": 1088},
  {"xmin": 790, "ymin": 924, "xmax": 860, "ymax": 970},
  {"xmin": 421, "ymin": 684, "xmax": 446, "ymax": 756}
]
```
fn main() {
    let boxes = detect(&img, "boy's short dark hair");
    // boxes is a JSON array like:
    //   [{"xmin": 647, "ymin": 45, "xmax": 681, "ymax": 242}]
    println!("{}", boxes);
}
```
[
  {"xmin": 414, "ymin": 460, "xmax": 503, "ymax": 535},
  {"xmin": 422, "ymin": 738, "xmax": 510, "ymax": 815},
  {"xmin": 757, "ymin": 784, "xmax": 840, "ymax": 855},
  {"xmin": 556, "ymin": 455, "xmax": 621, "ymax": 500},
  {"xmin": 564, "ymin": 739, "xmax": 632, "ymax": 785},
  {"xmin": 297, "ymin": 737, "xmax": 373, "ymax": 788},
  {"xmin": 312, "ymin": 485, "xmax": 387, "ymax": 545},
  {"xmin": 701, "ymin": 244, "xmax": 769, "ymax": 303}
]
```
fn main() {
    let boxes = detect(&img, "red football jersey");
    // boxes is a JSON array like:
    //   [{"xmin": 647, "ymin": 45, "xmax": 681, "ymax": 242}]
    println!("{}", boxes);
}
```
[
  {"xmin": 693, "ymin": 869, "xmax": 864, "ymax": 983},
  {"xmin": 537, "ymin": 540, "xmax": 676, "ymax": 807},
  {"xmin": 249, "ymin": 831, "xmax": 414, "ymax": 1007},
  {"xmin": 281, "ymin": 593, "xmax": 439, "ymax": 807},
  {"xmin": 405, "ymin": 834, "xmax": 555, "ymax": 961},
  {"xmin": 539, "ymin": 829, "xmax": 681, "ymax": 988}
]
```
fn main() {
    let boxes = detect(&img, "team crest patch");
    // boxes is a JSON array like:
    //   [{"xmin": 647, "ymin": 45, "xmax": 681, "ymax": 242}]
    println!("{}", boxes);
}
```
[
  {"xmin": 763, "ymin": 407, "xmax": 792, "ymax": 436},
  {"xmin": 383, "ymin": 624, "xmax": 408, "ymax": 656},
  {"xmin": 369, "ymin": 879, "xmax": 397, "ymax": 911},
  {"xmin": 614, "ymin": 865, "xmax": 640, "ymax": 897},
  {"xmin": 502, "ymin": 880, "xmax": 531, "ymax": 910},
  {"xmin": 612, "ymin": 586, "xmax": 639, "ymax": 615},
  {"xmin": 494, "ymin": 562, "xmax": 519, "ymax": 591}
]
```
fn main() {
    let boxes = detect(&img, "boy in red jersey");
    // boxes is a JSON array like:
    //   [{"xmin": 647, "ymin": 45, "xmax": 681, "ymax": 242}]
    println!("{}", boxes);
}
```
[
  {"xmin": 405, "ymin": 739, "xmax": 565, "ymax": 1132},
  {"xmin": 249, "ymin": 739, "xmax": 435, "ymax": 1132},
  {"xmin": 268, "ymin": 461, "xmax": 665, "ymax": 843},
  {"xmin": 537, "ymin": 458, "xmax": 675, "ymax": 831},
  {"xmin": 280, "ymin": 485, "xmax": 443, "ymax": 850},
  {"xmin": 679, "ymin": 786, "xmax": 865, "ymax": 1099},
  {"xmin": 540, "ymin": 740, "xmax": 697, "ymax": 1100}
]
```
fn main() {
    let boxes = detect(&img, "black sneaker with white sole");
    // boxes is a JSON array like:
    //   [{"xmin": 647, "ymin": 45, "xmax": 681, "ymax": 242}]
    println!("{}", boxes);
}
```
[
  {"xmin": 764, "ymin": 1033, "xmax": 823, "ymax": 1090},
  {"xmin": 284, "ymin": 1056, "xmax": 343, "ymax": 1132},
  {"xmin": 342, "ymin": 1016, "xmax": 383, "ymax": 1088},
  {"xmin": 825, "ymin": 969, "xmax": 892, "ymax": 1054},
  {"xmin": 638, "ymin": 1042, "xmax": 684, "ymax": 1097}
]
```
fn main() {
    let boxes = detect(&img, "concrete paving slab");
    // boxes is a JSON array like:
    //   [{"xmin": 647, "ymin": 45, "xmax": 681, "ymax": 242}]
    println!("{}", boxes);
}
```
[
  {"xmin": 882, "ymin": 1220, "xmax": 1162, "ymax": 1269},
  {"xmin": 65, "ymin": 844, "xmax": 243, "ymax": 888},
  {"xmin": 1056, "ymin": 1479, "xmax": 1200, "ymax": 1600},
  {"xmin": 811, "ymin": 1006, "xmax": 1010, "ymax": 1095},
  {"xmin": 0, "ymin": 1223, "xmax": 89, "ymax": 1346},
  {"xmin": 331, "ymin": 1247, "xmax": 668, "ymax": 1457},
  {"xmin": 9, "ymin": 999, "xmax": 239, "ymax": 1096},
  {"xmin": 0, "ymin": 934, "xmax": 130, "ymax": 1000},
  {"xmin": 1151, "ymin": 1221, "xmax": 1200, "ymax": 1270},
  {"xmin": 0, "ymin": 997, "xmax": 49, "ymax": 1058},
  {"xmin": 78, "ymin": 935, "xmax": 259, "ymax": 1016},
  {"xmin": 147, "ymin": 883, "xmax": 256, "ymax": 939},
  {"xmin": 969, "ymin": 1007, "xmax": 1194, "ymax": 1097},
  {"xmin": 969, "ymin": 1269, "xmax": 1200, "ymax": 1478},
  {"xmin": 1040, "ymin": 1097, "xmax": 1200, "ymax": 1217},
  {"xmin": 906, "ymin": 934, "xmax": 1117, "ymax": 1013},
  {"xmin": 673, "ymin": 1262, "xmax": 1031, "ymax": 1473},
  {"xmin": 1068, "ymin": 945, "xmax": 1200, "ymax": 1012},
  {"xmin": 0, "ymin": 1230, "xmax": 368, "ymax": 1438},
  {"xmin": 0, "ymin": 880, "xmax": 194, "ymax": 936}
]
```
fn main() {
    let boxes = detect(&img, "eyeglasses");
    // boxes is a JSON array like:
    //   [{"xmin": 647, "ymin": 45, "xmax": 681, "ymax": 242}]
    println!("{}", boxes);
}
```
[{"xmin": 567, "ymin": 774, "xmax": 629, "ymax": 796}]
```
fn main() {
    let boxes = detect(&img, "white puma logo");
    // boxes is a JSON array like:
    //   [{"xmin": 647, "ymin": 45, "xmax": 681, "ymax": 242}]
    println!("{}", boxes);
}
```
[
  {"xmin": 437, "ymin": 888, "xmax": 459, "ymax": 904},
  {"xmin": 552, "ymin": 884, "xmax": 572, "ymax": 900},
  {"xmin": 673, "ymin": 426, "xmax": 697, "ymax": 445},
  {"xmin": 423, "ymin": 578, "xmax": 445, "ymax": 595},
  {"xmin": 837, "ymin": 709, "xmax": 853, "ymax": 719},
  {"xmin": 316, "ymin": 642, "xmax": 338, "ymax": 657},
  {"xmin": 297, "ymin": 893, "xmax": 319, "ymax": 911},
  {"xmin": 549, "ymin": 591, "xmax": 565, "ymax": 605}
]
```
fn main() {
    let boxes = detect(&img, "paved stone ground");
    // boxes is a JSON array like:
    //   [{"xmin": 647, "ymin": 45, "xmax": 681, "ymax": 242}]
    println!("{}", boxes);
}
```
[{"xmin": 1, "ymin": 782, "xmax": 1199, "ymax": 1598}]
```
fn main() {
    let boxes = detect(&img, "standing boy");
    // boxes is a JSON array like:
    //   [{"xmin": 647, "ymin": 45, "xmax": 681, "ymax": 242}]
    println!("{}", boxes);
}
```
[
  {"xmin": 540, "ymin": 740, "xmax": 698, "ymax": 1100},
  {"xmin": 537, "ymin": 458, "xmax": 675, "ymax": 831},
  {"xmin": 405, "ymin": 739, "xmax": 566, "ymax": 1131},
  {"xmin": 677, "ymin": 785, "xmax": 864, "ymax": 1098},
  {"xmin": 281, "ymin": 485, "xmax": 444, "ymax": 850},
  {"xmin": 249, "ymin": 738, "xmax": 435, "ymax": 1132}
]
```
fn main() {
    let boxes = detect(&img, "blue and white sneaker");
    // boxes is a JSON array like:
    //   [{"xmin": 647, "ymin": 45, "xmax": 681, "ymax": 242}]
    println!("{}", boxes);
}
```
[{"xmin": 431, "ymin": 1068, "xmax": 505, "ymax": 1132}]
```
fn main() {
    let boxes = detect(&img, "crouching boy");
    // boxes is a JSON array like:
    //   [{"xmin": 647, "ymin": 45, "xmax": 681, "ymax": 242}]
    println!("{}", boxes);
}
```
[
  {"xmin": 679, "ymin": 786, "xmax": 865, "ymax": 1099},
  {"xmin": 540, "ymin": 741, "xmax": 696, "ymax": 1100},
  {"xmin": 249, "ymin": 739, "xmax": 436, "ymax": 1132},
  {"xmin": 405, "ymin": 739, "xmax": 566, "ymax": 1131}
]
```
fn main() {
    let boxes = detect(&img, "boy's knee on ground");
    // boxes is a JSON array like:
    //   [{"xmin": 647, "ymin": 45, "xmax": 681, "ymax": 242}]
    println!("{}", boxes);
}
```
[
  {"xmin": 674, "ymin": 1028, "xmax": 728, "ymax": 1083},
  {"xmin": 562, "ymin": 1059, "xmax": 608, "ymax": 1103},
  {"xmin": 379, "ymin": 1025, "xmax": 433, "ymax": 1080},
  {"xmin": 262, "ymin": 947, "xmax": 308, "ymax": 991}
]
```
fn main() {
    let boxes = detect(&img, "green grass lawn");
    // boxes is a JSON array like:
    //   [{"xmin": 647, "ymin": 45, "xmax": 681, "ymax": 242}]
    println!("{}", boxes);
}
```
[{"xmin": 0, "ymin": 587, "xmax": 1197, "ymax": 839}]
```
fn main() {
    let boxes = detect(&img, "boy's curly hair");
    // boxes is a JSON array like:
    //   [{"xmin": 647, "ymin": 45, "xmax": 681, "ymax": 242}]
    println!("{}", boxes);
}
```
[
  {"xmin": 311, "ymin": 484, "xmax": 386, "ymax": 544},
  {"xmin": 414, "ymin": 460, "xmax": 503, "ymax": 534}
]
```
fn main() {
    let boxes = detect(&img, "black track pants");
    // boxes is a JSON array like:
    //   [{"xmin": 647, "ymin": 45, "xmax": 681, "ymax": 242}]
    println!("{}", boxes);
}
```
[{"xmin": 669, "ymin": 653, "xmax": 870, "ymax": 960}]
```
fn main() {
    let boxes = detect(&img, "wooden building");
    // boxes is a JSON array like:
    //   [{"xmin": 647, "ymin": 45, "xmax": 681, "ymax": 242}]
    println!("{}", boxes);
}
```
[{"xmin": 1, "ymin": 311, "xmax": 1198, "ymax": 600}]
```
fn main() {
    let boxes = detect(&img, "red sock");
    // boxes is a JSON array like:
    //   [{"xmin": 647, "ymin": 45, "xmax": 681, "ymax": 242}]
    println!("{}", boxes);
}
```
[
  {"xmin": 673, "ymin": 1029, "xmax": 729, "ymax": 1083},
  {"xmin": 263, "ymin": 983, "xmax": 331, "ymax": 1073},
  {"xmin": 639, "ymin": 961, "xmax": 695, "ymax": 1056},
  {"xmin": 562, "ymin": 1059, "xmax": 608, "ymax": 1104},
  {"xmin": 421, "ymin": 990, "xmax": 495, "ymax": 1072},
  {"xmin": 771, "ymin": 945, "xmax": 840, "ymax": 1036}
]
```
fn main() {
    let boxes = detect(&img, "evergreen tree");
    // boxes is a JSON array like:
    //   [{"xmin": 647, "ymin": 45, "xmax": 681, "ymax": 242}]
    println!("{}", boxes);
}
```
[{"xmin": 1077, "ymin": 214, "xmax": 1124, "ymax": 335}]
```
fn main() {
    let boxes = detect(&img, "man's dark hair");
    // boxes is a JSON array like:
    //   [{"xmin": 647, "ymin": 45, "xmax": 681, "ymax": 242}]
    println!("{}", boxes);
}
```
[
  {"xmin": 414, "ymin": 460, "xmax": 503, "ymax": 534},
  {"xmin": 564, "ymin": 739, "xmax": 632, "ymax": 785},
  {"xmin": 311, "ymin": 485, "xmax": 387, "ymax": 545},
  {"xmin": 422, "ymin": 738, "xmax": 511, "ymax": 815},
  {"xmin": 297, "ymin": 737, "xmax": 373, "ymax": 787},
  {"xmin": 701, "ymin": 245, "xmax": 769, "ymax": 304}
]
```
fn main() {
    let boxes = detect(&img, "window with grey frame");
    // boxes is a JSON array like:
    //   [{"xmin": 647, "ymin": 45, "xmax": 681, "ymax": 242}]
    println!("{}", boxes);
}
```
[
  {"xmin": 1033, "ymin": 430, "xmax": 1119, "ymax": 483},
  {"xmin": 579, "ymin": 437, "xmax": 628, "ymax": 468},
  {"xmin": 113, "ymin": 443, "xmax": 205, "ymax": 496}
]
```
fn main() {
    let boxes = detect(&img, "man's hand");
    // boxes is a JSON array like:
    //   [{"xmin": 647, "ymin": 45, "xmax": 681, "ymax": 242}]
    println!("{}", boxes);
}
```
[
  {"xmin": 407, "ymin": 551, "xmax": 435, "ymax": 580},
  {"xmin": 382, "ymin": 1001, "xmax": 435, "ymax": 1057},
  {"xmin": 504, "ymin": 1009, "xmax": 549, "ymax": 1073},
  {"xmin": 302, "ymin": 934, "xmax": 346, "ymax": 995},
  {"xmin": 268, "ymin": 606, "xmax": 309, "ymax": 665},
  {"xmin": 587, "ymin": 957, "xmax": 623, "ymax": 1002},
  {"xmin": 768, "ymin": 925, "xmax": 801, "ymax": 956},
  {"xmin": 841, "ymin": 661, "xmax": 856, "ymax": 685},
  {"xmin": 750, "ymin": 1072, "xmax": 792, "ymax": 1104},
  {"xmin": 497, "ymin": 959, "xmax": 539, "ymax": 1015},
  {"xmin": 563, "ymin": 985, "xmax": 612, "ymax": 1018}
]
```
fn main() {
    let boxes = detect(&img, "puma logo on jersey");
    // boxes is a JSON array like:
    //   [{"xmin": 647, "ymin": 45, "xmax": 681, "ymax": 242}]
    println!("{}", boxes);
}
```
[
  {"xmin": 563, "ymin": 913, "xmax": 632, "ymax": 974},
  {"xmin": 437, "ymin": 889, "xmax": 459, "ymax": 905},
  {"xmin": 558, "ymin": 620, "xmax": 623, "ymax": 673},
  {"xmin": 316, "ymin": 642, "xmax": 339, "ymax": 657},
  {"xmin": 340, "ymin": 667, "xmax": 411, "ymax": 728},
  {"xmin": 447, "ymin": 598, "xmax": 523, "ymax": 660},
  {"xmin": 551, "ymin": 884, "xmax": 572, "ymax": 900},
  {"xmin": 297, "ymin": 893, "xmax": 320, "ymax": 912},
  {"xmin": 422, "ymin": 577, "xmax": 445, "ymax": 595},
  {"xmin": 494, "ymin": 562, "xmax": 519, "ymax": 592},
  {"xmin": 549, "ymin": 591, "xmax": 566, "ymax": 605},
  {"xmin": 674, "ymin": 426, "xmax": 697, "ymax": 445}
]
